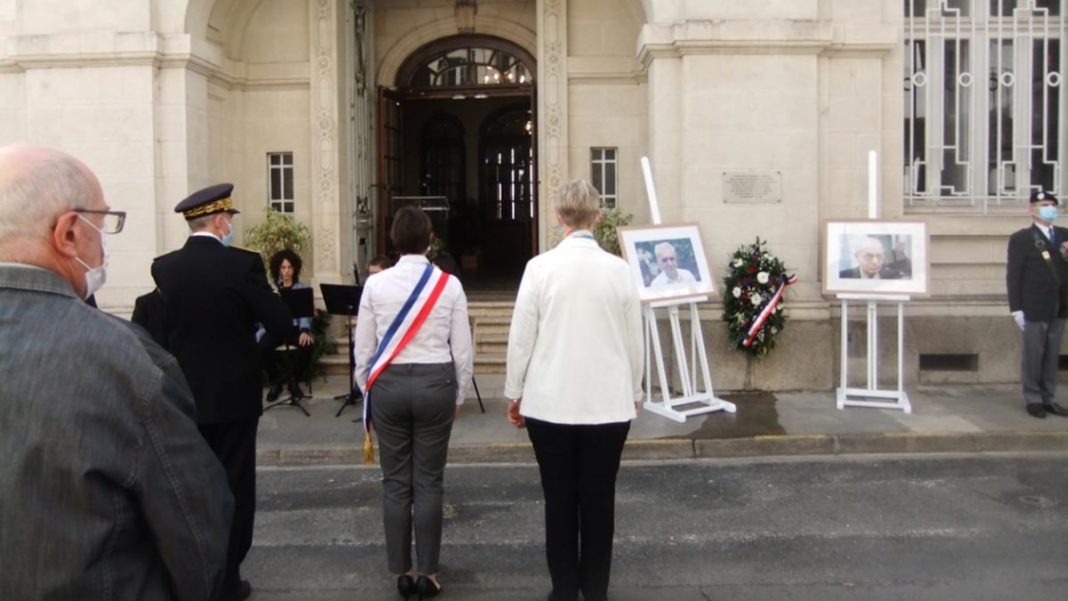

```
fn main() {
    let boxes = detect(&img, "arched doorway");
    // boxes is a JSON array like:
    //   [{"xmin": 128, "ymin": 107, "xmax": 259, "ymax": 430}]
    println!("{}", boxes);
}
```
[{"xmin": 379, "ymin": 34, "xmax": 535, "ymax": 292}]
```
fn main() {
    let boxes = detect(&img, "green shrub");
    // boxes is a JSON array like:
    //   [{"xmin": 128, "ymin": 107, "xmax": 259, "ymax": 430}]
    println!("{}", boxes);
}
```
[
  {"xmin": 243, "ymin": 207, "xmax": 311, "ymax": 270},
  {"xmin": 594, "ymin": 207, "xmax": 634, "ymax": 256}
]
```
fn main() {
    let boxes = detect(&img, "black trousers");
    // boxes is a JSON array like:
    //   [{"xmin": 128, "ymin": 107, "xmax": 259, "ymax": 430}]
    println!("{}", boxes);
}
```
[
  {"xmin": 258, "ymin": 326, "xmax": 312, "ymax": 386},
  {"xmin": 199, "ymin": 419, "xmax": 259, "ymax": 601},
  {"xmin": 526, "ymin": 417, "xmax": 631, "ymax": 601}
]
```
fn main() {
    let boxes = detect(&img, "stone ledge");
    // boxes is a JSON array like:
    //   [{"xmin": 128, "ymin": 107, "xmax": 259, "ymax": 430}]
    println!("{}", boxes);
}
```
[{"xmin": 256, "ymin": 431, "xmax": 1068, "ymax": 467}]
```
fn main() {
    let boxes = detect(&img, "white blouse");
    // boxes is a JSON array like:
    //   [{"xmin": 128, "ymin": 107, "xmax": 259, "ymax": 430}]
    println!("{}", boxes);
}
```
[
  {"xmin": 353, "ymin": 255, "xmax": 473, "ymax": 405},
  {"xmin": 504, "ymin": 232, "xmax": 643, "ymax": 424}
]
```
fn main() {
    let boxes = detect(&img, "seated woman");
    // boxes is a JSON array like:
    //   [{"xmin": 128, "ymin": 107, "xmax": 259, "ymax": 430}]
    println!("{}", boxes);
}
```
[{"xmin": 259, "ymin": 248, "xmax": 314, "ymax": 402}]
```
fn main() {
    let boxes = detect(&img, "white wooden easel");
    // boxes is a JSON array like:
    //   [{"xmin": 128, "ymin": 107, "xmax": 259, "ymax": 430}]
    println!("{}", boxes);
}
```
[
  {"xmin": 640, "ymin": 157, "xmax": 736, "ymax": 422},
  {"xmin": 836, "ymin": 151, "xmax": 911, "ymax": 413}
]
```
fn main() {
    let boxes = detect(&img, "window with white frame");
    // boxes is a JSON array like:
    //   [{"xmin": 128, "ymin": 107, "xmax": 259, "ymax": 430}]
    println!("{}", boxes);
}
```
[
  {"xmin": 590, "ymin": 147, "xmax": 618, "ymax": 208},
  {"xmin": 904, "ymin": 0, "xmax": 1064, "ymax": 211},
  {"xmin": 267, "ymin": 152, "xmax": 295, "ymax": 213}
]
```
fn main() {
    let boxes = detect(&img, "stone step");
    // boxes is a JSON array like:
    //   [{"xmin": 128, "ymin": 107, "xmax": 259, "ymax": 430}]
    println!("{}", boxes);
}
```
[
  {"xmin": 471, "ymin": 317, "xmax": 512, "ymax": 338},
  {"xmin": 474, "ymin": 353, "xmax": 507, "ymax": 374},
  {"xmin": 467, "ymin": 301, "xmax": 516, "ymax": 319},
  {"xmin": 474, "ymin": 332, "xmax": 508, "ymax": 355}
]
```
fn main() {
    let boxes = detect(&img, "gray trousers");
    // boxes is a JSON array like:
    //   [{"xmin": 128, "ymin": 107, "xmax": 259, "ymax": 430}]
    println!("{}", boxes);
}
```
[
  {"xmin": 1021, "ymin": 319, "xmax": 1065, "ymax": 406},
  {"xmin": 371, "ymin": 362, "xmax": 456, "ymax": 574}
]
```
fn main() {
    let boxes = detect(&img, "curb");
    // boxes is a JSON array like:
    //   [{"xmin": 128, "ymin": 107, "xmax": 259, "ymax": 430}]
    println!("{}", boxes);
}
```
[{"xmin": 257, "ymin": 430, "xmax": 1068, "ymax": 467}]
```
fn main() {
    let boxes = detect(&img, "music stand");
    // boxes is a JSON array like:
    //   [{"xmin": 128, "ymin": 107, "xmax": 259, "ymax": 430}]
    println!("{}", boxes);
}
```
[
  {"xmin": 321, "ymin": 283, "xmax": 363, "ymax": 419},
  {"xmin": 263, "ymin": 287, "xmax": 314, "ymax": 416}
]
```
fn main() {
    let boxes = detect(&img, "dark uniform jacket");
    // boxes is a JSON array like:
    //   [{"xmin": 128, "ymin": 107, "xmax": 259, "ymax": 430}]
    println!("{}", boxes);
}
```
[
  {"xmin": 131, "ymin": 288, "xmax": 167, "ymax": 347},
  {"xmin": 1006, "ymin": 223, "xmax": 1068, "ymax": 323},
  {"xmin": 152, "ymin": 236, "xmax": 291, "ymax": 423}
]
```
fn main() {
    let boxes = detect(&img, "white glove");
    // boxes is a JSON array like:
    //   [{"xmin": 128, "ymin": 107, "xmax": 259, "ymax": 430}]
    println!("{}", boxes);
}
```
[{"xmin": 1012, "ymin": 310, "xmax": 1026, "ymax": 331}]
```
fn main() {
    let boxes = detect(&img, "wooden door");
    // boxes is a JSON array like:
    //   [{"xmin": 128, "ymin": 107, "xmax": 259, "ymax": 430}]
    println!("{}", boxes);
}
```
[{"xmin": 376, "ymin": 87, "xmax": 403, "ymax": 254}]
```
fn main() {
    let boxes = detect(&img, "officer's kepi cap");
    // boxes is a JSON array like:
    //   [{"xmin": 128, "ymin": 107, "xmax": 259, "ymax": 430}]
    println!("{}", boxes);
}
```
[
  {"xmin": 174, "ymin": 183, "xmax": 240, "ymax": 219},
  {"xmin": 1030, "ymin": 190, "xmax": 1059, "ymax": 205}
]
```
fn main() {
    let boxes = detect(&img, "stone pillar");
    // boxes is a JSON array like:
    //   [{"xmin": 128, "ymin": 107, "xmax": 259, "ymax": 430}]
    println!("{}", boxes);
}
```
[
  {"xmin": 309, "ymin": 0, "xmax": 343, "ymax": 283},
  {"xmin": 536, "ymin": 0, "xmax": 568, "ymax": 250},
  {"xmin": 642, "ymin": 51, "xmax": 682, "ymax": 224}
]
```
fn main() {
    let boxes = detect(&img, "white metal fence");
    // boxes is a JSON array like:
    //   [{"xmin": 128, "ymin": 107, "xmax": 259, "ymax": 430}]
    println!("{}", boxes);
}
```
[{"xmin": 905, "ymin": 0, "xmax": 1065, "ymax": 211}]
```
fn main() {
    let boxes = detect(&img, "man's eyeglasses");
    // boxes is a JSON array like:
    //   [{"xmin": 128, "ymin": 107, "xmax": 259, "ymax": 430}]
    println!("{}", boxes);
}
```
[{"xmin": 74, "ymin": 209, "xmax": 126, "ymax": 234}]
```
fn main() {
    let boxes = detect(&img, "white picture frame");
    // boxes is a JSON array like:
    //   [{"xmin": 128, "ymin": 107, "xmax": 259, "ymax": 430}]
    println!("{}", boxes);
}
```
[
  {"xmin": 618, "ymin": 223, "xmax": 716, "ymax": 303},
  {"xmin": 823, "ymin": 220, "xmax": 929, "ymax": 296}
]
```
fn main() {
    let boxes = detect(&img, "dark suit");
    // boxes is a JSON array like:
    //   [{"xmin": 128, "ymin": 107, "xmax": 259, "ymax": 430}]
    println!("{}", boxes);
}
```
[
  {"xmin": 151, "ymin": 234, "xmax": 291, "ymax": 601},
  {"xmin": 838, "ymin": 266, "xmax": 904, "ymax": 279},
  {"xmin": 1006, "ymin": 224, "xmax": 1068, "ymax": 408},
  {"xmin": 131, "ymin": 288, "xmax": 167, "ymax": 347}
]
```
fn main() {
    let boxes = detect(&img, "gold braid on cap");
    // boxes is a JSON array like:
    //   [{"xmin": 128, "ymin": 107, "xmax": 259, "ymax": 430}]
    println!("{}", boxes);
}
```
[{"xmin": 183, "ymin": 197, "xmax": 234, "ymax": 219}]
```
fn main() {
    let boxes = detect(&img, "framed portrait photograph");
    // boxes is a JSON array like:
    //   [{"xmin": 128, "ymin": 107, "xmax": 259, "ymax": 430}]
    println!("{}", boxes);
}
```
[
  {"xmin": 823, "ymin": 220, "xmax": 929, "ymax": 296},
  {"xmin": 618, "ymin": 223, "xmax": 716, "ymax": 303}
]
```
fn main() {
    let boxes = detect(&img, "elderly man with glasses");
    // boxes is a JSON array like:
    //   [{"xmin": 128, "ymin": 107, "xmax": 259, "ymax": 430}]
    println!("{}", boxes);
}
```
[{"xmin": 0, "ymin": 144, "xmax": 234, "ymax": 600}]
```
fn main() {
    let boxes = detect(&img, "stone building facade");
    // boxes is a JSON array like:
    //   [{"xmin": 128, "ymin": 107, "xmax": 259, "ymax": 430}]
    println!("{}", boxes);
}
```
[{"xmin": 0, "ymin": 0, "xmax": 1063, "ymax": 389}]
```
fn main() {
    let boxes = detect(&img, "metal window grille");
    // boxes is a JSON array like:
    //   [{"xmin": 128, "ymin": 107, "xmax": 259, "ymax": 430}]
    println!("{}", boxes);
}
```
[
  {"xmin": 590, "ymin": 147, "xmax": 618, "ymax": 208},
  {"xmin": 267, "ymin": 152, "xmax": 295, "ymax": 213},
  {"xmin": 904, "ymin": 0, "xmax": 1064, "ymax": 212}
]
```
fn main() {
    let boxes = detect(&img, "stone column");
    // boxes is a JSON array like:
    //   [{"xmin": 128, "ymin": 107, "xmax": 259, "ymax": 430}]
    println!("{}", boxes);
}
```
[
  {"xmin": 309, "ymin": 0, "xmax": 343, "ymax": 282},
  {"xmin": 536, "ymin": 0, "xmax": 568, "ymax": 250},
  {"xmin": 641, "ymin": 48, "xmax": 682, "ymax": 224}
]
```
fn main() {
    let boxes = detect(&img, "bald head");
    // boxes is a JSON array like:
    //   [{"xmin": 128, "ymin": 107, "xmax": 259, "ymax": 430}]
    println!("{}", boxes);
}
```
[
  {"xmin": 654, "ymin": 242, "xmax": 679, "ymax": 279},
  {"xmin": 0, "ymin": 144, "xmax": 106, "ymax": 295},
  {"xmin": 854, "ymin": 236, "xmax": 887, "ymax": 277},
  {"xmin": 0, "ymin": 144, "xmax": 100, "ymax": 246}
]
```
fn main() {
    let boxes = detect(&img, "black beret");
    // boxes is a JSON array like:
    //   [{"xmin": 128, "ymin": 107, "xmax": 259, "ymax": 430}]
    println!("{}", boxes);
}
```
[
  {"xmin": 1030, "ymin": 190, "xmax": 1058, "ymax": 205},
  {"xmin": 174, "ymin": 183, "xmax": 239, "ymax": 219}
]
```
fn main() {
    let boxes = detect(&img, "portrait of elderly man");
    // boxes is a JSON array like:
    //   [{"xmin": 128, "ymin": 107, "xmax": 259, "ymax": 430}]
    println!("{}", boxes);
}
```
[
  {"xmin": 649, "ymin": 241, "xmax": 697, "ymax": 288},
  {"xmin": 839, "ymin": 236, "xmax": 905, "ymax": 280}
]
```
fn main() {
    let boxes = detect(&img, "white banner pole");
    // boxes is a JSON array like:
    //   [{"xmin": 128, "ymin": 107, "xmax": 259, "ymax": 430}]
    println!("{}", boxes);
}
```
[
  {"xmin": 640, "ymin": 156, "xmax": 662, "ymax": 225},
  {"xmin": 867, "ymin": 150, "xmax": 879, "ymax": 220}
]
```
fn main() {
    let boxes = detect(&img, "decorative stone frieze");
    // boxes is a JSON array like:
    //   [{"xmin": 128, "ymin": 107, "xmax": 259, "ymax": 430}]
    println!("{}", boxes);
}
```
[
  {"xmin": 310, "ymin": 0, "xmax": 340, "ymax": 280},
  {"xmin": 537, "ymin": 0, "xmax": 567, "ymax": 250}
]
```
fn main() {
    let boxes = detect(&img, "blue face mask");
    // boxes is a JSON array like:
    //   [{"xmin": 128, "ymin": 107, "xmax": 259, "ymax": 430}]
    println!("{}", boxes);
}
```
[
  {"xmin": 221, "ymin": 219, "xmax": 234, "ymax": 247},
  {"xmin": 1039, "ymin": 205, "xmax": 1059, "ymax": 223}
]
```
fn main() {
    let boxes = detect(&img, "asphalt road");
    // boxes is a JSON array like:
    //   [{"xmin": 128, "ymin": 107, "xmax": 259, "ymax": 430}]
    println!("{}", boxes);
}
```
[{"xmin": 244, "ymin": 453, "xmax": 1068, "ymax": 600}]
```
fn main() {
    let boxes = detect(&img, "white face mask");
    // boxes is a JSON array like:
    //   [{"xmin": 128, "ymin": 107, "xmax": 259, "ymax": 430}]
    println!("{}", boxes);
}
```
[
  {"xmin": 74, "ymin": 215, "xmax": 109, "ymax": 299},
  {"xmin": 221, "ymin": 218, "xmax": 234, "ymax": 247}
]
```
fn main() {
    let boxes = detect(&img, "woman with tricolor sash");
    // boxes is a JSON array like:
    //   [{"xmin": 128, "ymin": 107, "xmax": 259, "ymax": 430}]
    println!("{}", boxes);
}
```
[
  {"xmin": 504, "ymin": 180, "xmax": 644, "ymax": 601},
  {"xmin": 353, "ymin": 206, "xmax": 473, "ymax": 600}
]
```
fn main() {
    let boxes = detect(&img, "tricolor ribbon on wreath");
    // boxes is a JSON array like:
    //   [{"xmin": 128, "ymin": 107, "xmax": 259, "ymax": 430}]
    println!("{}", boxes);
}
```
[
  {"xmin": 742, "ymin": 273, "xmax": 798, "ymax": 348},
  {"xmin": 362, "ymin": 263, "xmax": 450, "ymax": 463}
]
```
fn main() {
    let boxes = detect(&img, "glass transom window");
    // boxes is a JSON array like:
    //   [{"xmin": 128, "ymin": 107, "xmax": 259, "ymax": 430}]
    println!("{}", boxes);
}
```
[{"xmin": 408, "ymin": 46, "xmax": 533, "ymax": 89}]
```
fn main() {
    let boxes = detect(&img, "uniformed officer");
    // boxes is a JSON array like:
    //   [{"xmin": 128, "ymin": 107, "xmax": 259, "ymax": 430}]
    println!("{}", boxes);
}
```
[
  {"xmin": 151, "ymin": 183, "xmax": 292, "ymax": 600},
  {"xmin": 1006, "ymin": 190, "xmax": 1068, "ymax": 419}
]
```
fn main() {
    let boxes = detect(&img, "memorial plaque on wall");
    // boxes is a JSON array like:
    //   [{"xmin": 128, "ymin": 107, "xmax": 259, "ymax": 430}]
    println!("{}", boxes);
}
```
[{"xmin": 722, "ymin": 171, "xmax": 782, "ymax": 204}]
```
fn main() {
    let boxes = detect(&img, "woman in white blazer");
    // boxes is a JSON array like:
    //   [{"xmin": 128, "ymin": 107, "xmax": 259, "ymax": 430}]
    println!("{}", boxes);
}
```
[{"xmin": 505, "ymin": 180, "xmax": 643, "ymax": 601}]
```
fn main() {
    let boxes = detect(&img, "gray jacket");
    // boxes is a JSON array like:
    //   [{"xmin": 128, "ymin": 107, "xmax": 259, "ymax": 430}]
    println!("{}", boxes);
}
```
[{"xmin": 0, "ymin": 264, "xmax": 234, "ymax": 600}]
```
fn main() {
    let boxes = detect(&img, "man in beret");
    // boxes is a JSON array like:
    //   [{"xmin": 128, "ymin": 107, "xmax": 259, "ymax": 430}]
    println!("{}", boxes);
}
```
[
  {"xmin": 150, "ymin": 183, "xmax": 292, "ymax": 600},
  {"xmin": 1006, "ymin": 190, "xmax": 1068, "ymax": 419},
  {"xmin": 0, "ymin": 144, "xmax": 233, "ymax": 600}
]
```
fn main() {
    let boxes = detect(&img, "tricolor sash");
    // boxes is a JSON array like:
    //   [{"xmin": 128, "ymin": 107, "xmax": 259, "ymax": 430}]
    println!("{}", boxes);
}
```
[
  {"xmin": 742, "ymin": 273, "xmax": 798, "ymax": 348},
  {"xmin": 362, "ymin": 263, "xmax": 451, "ymax": 433}
]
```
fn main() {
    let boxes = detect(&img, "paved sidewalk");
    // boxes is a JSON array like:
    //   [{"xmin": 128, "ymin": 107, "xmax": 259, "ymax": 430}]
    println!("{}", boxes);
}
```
[{"xmin": 255, "ymin": 374, "xmax": 1068, "ymax": 466}]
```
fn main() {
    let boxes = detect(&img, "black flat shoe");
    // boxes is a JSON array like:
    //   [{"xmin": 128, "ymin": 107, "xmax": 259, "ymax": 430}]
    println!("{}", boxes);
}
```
[
  {"xmin": 397, "ymin": 574, "xmax": 416, "ymax": 599},
  {"xmin": 237, "ymin": 579, "xmax": 252, "ymax": 600},
  {"xmin": 415, "ymin": 575, "xmax": 442, "ymax": 599},
  {"xmin": 1044, "ymin": 401, "xmax": 1068, "ymax": 417},
  {"xmin": 266, "ymin": 383, "xmax": 283, "ymax": 403},
  {"xmin": 1027, "ymin": 403, "xmax": 1048, "ymax": 418}
]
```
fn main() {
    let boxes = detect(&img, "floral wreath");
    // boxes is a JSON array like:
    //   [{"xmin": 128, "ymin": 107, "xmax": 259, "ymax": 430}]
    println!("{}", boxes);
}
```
[{"xmin": 722, "ymin": 238, "xmax": 797, "ymax": 357}]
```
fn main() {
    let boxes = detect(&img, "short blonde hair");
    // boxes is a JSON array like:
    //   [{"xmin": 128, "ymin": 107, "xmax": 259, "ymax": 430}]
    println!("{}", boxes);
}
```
[{"xmin": 555, "ymin": 179, "xmax": 601, "ymax": 227}]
